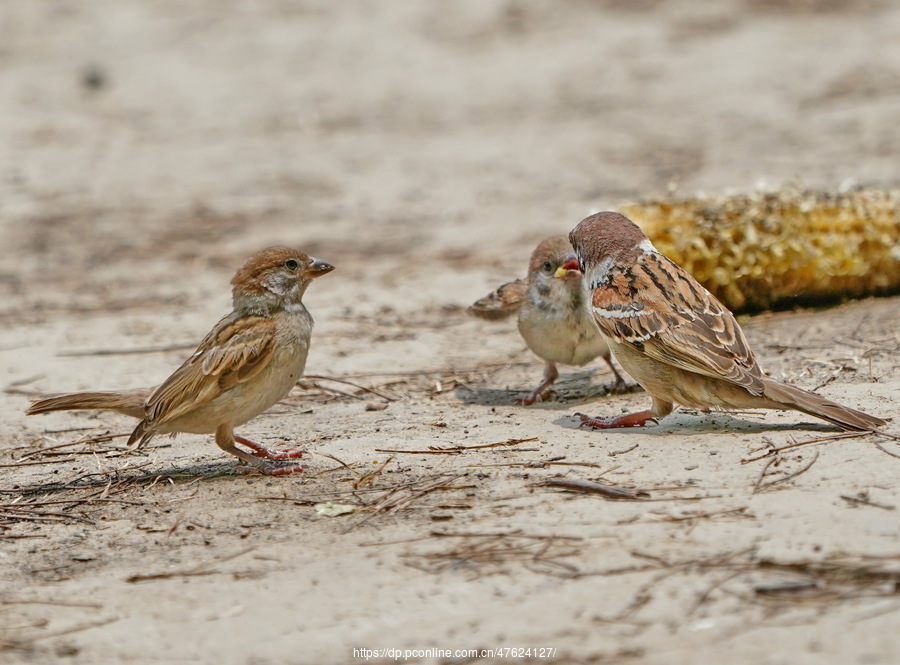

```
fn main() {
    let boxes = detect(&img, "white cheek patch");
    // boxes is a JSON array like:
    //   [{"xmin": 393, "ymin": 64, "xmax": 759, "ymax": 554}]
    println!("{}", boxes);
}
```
[
  {"xmin": 587, "ymin": 257, "xmax": 614, "ymax": 290},
  {"xmin": 284, "ymin": 303, "xmax": 308, "ymax": 313},
  {"xmin": 264, "ymin": 273, "xmax": 291, "ymax": 296},
  {"xmin": 638, "ymin": 239, "xmax": 657, "ymax": 255}
]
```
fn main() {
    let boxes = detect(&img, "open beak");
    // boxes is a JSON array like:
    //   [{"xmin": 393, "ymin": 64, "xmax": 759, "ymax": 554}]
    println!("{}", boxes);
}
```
[
  {"xmin": 554, "ymin": 254, "xmax": 581, "ymax": 279},
  {"xmin": 306, "ymin": 258, "xmax": 335, "ymax": 278}
]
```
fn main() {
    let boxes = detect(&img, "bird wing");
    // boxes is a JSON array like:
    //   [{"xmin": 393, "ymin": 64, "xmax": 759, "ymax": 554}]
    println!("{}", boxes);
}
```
[
  {"xmin": 589, "ymin": 252, "xmax": 765, "ymax": 395},
  {"xmin": 468, "ymin": 279, "xmax": 528, "ymax": 320},
  {"xmin": 144, "ymin": 314, "xmax": 278, "ymax": 425}
]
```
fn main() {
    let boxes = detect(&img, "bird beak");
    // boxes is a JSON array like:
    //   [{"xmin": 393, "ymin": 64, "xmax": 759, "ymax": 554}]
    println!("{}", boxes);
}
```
[
  {"xmin": 306, "ymin": 258, "xmax": 335, "ymax": 278},
  {"xmin": 554, "ymin": 255, "xmax": 581, "ymax": 279}
]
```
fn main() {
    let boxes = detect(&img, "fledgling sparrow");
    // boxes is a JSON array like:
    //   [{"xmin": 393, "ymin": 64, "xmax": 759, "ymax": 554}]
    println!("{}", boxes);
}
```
[
  {"xmin": 469, "ymin": 235, "xmax": 625, "ymax": 405},
  {"xmin": 568, "ymin": 212, "xmax": 886, "ymax": 431},
  {"xmin": 26, "ymin": 247, "xmax": 334, "ymax": 474}
]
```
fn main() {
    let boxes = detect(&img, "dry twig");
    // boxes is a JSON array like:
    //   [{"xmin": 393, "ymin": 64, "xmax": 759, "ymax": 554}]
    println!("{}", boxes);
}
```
[
  {"xmin": 742, "ymin": 431, "xmax": 867, "ymax": 463},
  {"xmin": 840, "ymin": 493, "xmax": 895, "ymax": 511},
  {"xmin": 375, "ymin": 437, "xmax": 538, "ymax": 455},
  {"xmin": 400, "ymin": 531, "xmax": 583, "ymax": 578},
  {"xmin": 125, "ymin": 547, "xmax": 255, "ymax": 583},
  {"xmin": 753, "ymin": 451, "xmax": 820, "ymax": 494},
  {"xmin": 300, "ymin": 374, "xmax": 399, "ymax": 402},
  {"xmin": 1, "ymin": 617, "xmax": 120, "ymax": 650},
  {"xmin": 544, "ymin": 478, "xmax": 650, "ymax": 500}
]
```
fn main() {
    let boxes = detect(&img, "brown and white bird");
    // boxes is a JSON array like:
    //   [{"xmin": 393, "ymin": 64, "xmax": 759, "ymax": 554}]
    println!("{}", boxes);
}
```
[
  {"xmin": 26, "ymin": 247, "xmax": 334, "ymax": 474},
  {"xmin": 568, "ymin": 212, "xmax": 886, "ymax": 431},
  {"xmin": 469, "ymin": 235, "xmax": 625, "ymax": 405}
]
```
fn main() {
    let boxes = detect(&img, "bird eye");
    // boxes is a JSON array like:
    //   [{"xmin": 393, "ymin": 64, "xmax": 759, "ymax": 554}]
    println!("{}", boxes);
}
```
[
  {"xmin": 542, "ymin": 261, "xmax": 553, "ymax": 273},
  {"xmin": 284, "ymin": 258, "xmax": 300, "ymax": 270}
]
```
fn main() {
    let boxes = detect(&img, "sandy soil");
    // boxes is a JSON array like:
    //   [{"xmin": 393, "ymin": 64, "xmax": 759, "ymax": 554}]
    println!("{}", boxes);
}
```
[{"xmin": 2, "ymin": 1, "xmax": 899, "ymax": 664}]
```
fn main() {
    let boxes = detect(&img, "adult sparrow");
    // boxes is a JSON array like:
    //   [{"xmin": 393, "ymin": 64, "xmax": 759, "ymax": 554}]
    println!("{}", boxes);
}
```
[
  {"xmin": 568, "ymin": 212, "xmax": 886, "ymax": 431},
  {"xmin": 26, "ymin": 247, "xmax": 334, "ymax": 474},
  {"xmin": 469, "ymin": 235, "xmax": 625, "ymax": 405}
]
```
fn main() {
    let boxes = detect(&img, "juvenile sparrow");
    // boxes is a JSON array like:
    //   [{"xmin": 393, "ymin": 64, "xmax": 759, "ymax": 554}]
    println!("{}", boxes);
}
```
[
  {"xmin": 26, "ymin": 247, "xmax": 334, "ymax": 474},
  {"xmin": 469, "ymin": 235, "xmax": 625, "ymax": 405},
  {"xmin": 569, "ymin": 212, "xmax": 886, "ymax": 431}
]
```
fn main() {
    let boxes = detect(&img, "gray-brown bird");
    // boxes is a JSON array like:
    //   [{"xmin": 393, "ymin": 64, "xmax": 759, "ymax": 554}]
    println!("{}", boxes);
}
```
[
  {"xmin": 26, "ymin": 247, "xmax": 334, "ymax": 474},
  {"xmin": 568, "ymin": 212, "xmax": 886, "ymax": 431},
  {"xmin": 470, "ymin": 235, "xmax": 625, "ymax": 405}
]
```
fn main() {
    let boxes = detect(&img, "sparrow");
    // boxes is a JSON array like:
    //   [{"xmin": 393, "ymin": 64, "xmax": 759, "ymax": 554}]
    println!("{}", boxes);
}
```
[
  {"xmin": 568, "ymin": 212, "xmax": 886, "ymax": 431},
  {"xmin": 26, "ymin": 247, "xmax": 335, "ymax": 474},
  {"xmin": 469, "ymin": 235, "xmax": 625, "ymax": 405}
]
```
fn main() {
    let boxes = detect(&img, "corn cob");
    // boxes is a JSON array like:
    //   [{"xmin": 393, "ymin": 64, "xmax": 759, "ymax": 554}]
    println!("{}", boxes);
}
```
[{"xmin": 618, "ymin": 186, "xmax": 900, "ymax": 313}]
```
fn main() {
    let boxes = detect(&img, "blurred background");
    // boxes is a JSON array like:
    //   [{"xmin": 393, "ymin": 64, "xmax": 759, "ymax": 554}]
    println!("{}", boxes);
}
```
[{"xmin": 2, "ymin": 0, "xmax": 898, "ymax": 321}]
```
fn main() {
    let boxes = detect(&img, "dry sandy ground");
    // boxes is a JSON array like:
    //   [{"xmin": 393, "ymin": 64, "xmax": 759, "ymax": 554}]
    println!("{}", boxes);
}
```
[{"xmin": 2, "ymin": 2, "xmax": 900, "ymax": 664}]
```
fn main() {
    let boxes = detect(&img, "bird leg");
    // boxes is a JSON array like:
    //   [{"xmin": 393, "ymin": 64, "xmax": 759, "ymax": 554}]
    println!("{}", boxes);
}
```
[
  {"xmin": 603, "ymin": 358, "xmax": 628, "ymax": 394},
  {"xmin": 216, "ymin": 426, "xmax": 306, "ymax": 475},
  {"xmin": 575, "ymin": 410, "xmax": 657, "ymax": 429},
  {"xmin": 517, "ymin": 363, "xmax": 559, "ymax": 406}
]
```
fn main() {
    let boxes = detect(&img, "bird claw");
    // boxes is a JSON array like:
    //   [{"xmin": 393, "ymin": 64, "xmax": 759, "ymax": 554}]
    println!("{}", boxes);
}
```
[
  {"xmin": 260, "ymin": 463, "xmax": 307, "ymax": 476},
  {"xmin": 575, "ymin": 412, "xmax": 610, "ymax": 429},
  {"xmin": 575, "ymin": 411, "xmax": 657, "ymax": 429},
  {"xmin": 251, "ymin": 447, "xmax": 307, "ymax": 461},
  {"xmin": 235, "ymin": 435, "xmax": 306, "ymax": 460}
]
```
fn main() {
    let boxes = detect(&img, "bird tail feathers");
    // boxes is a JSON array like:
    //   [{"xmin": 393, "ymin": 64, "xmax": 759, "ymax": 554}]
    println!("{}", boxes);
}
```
[
  {"xmin": 26, "ymin": 390, "xmax": 149, "ymax": 420},
  {"xmin": 762, "ymin": 379, "xmax": 886, "ymax": 431}
]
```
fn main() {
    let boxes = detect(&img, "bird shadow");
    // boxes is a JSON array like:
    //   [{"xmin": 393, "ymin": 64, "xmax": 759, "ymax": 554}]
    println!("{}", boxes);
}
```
[
  {"xmin": 552, "ymin": 411, "xmax": 840, "ymax": 436},
  {"xmin": 456, "ymin": 375, "xmax": 644, "ymax": 409},
  {"xmin": 7, "ymin": 460, "xmax": 258, "ymax": 498}
]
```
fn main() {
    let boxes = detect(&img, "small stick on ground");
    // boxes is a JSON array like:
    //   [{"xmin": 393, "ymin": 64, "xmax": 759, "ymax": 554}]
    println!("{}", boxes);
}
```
[
  {"xmin": 0, "ymin": 498, "xmax": 144, "ymax": 509},
  {"xmin": 840, "ymin": 494, "xmax": 896, "ymax": 511},
  {"xmin": 20, "ymin": 432, "xmax": 132, "ymax": 460},
  {"xmin": 871, "ymin": 428, "xmax": 900, "ymax": 442},
  {"xmin": 165, "ymin": 511, "xmax": 186, "ymax": 540},
  {"xmin": 544, "ymin": 478, "xmax": 650, "ymax": 500},
  {"xmin": 752, "ymin": 457, "xmax": 777, "ymax": 494},
  {"xmin": 754, "ymin": 451, "xmax": 820, "ymax": 493},
  {"xmin": 429, "ymin": 530, "xmax": 583, "ymax": 541},
  {"xmin": 1, "ymin": 510, "xmax": 95, "ymax": 525},
  {"xmin": 742, "ymin": 432, "xmax": 866, "ymax": 464},
  {"xmin": 0, "ymin": 599, "xmax": 103, "ymax": 609},
  {"xmin": 300, "ymin": 375, "xmax": 398, "ymax": 402},
  {"xmin": 874, "ymin": 442, "xmax": 900, "ymax": 459},
  {"xmin": 253, "ymin": 477, "xmax": 460, "ymax": 504},
  {"xmin": 350, "ymin": 474, "xmax": 470, "ymax": 528},
  {"xmin": 314, "ymin": 452, "xmax": 359, "ymax": 476},
  {"xmin": 0, "ymin": 458, "xmax": 81, "ymax": 469},
  {"xmin": 373, "ymin": 448, "xmax": 460, "ymax": 455},
  {"xmin": 648, "ymin": 507, "xmax": 752, "ymax": 524},
  {"xmin": 353, "ymin": 455, "xmax": 393, "ymax": 490},
  {"xmin": 125, "ymin": 547, "xmax": 255, "ymax": 583},
  {"xmin": 466, "ymin": 460, "xmax": 610, "ymax": 470},
  {"xmin": 399, "ymin": 531, "xmax": 584, "ymax": 577},
  {"xmin": 1, "ymin": 617, "xmax": 120, "ymax": 650},
  {"xmin": 376, "ymin": 437, "xmax": 539, "ymax": 455},
  {"xmin": 429, "ymin": 437, "xmax": 539, "ymax": 452}
]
